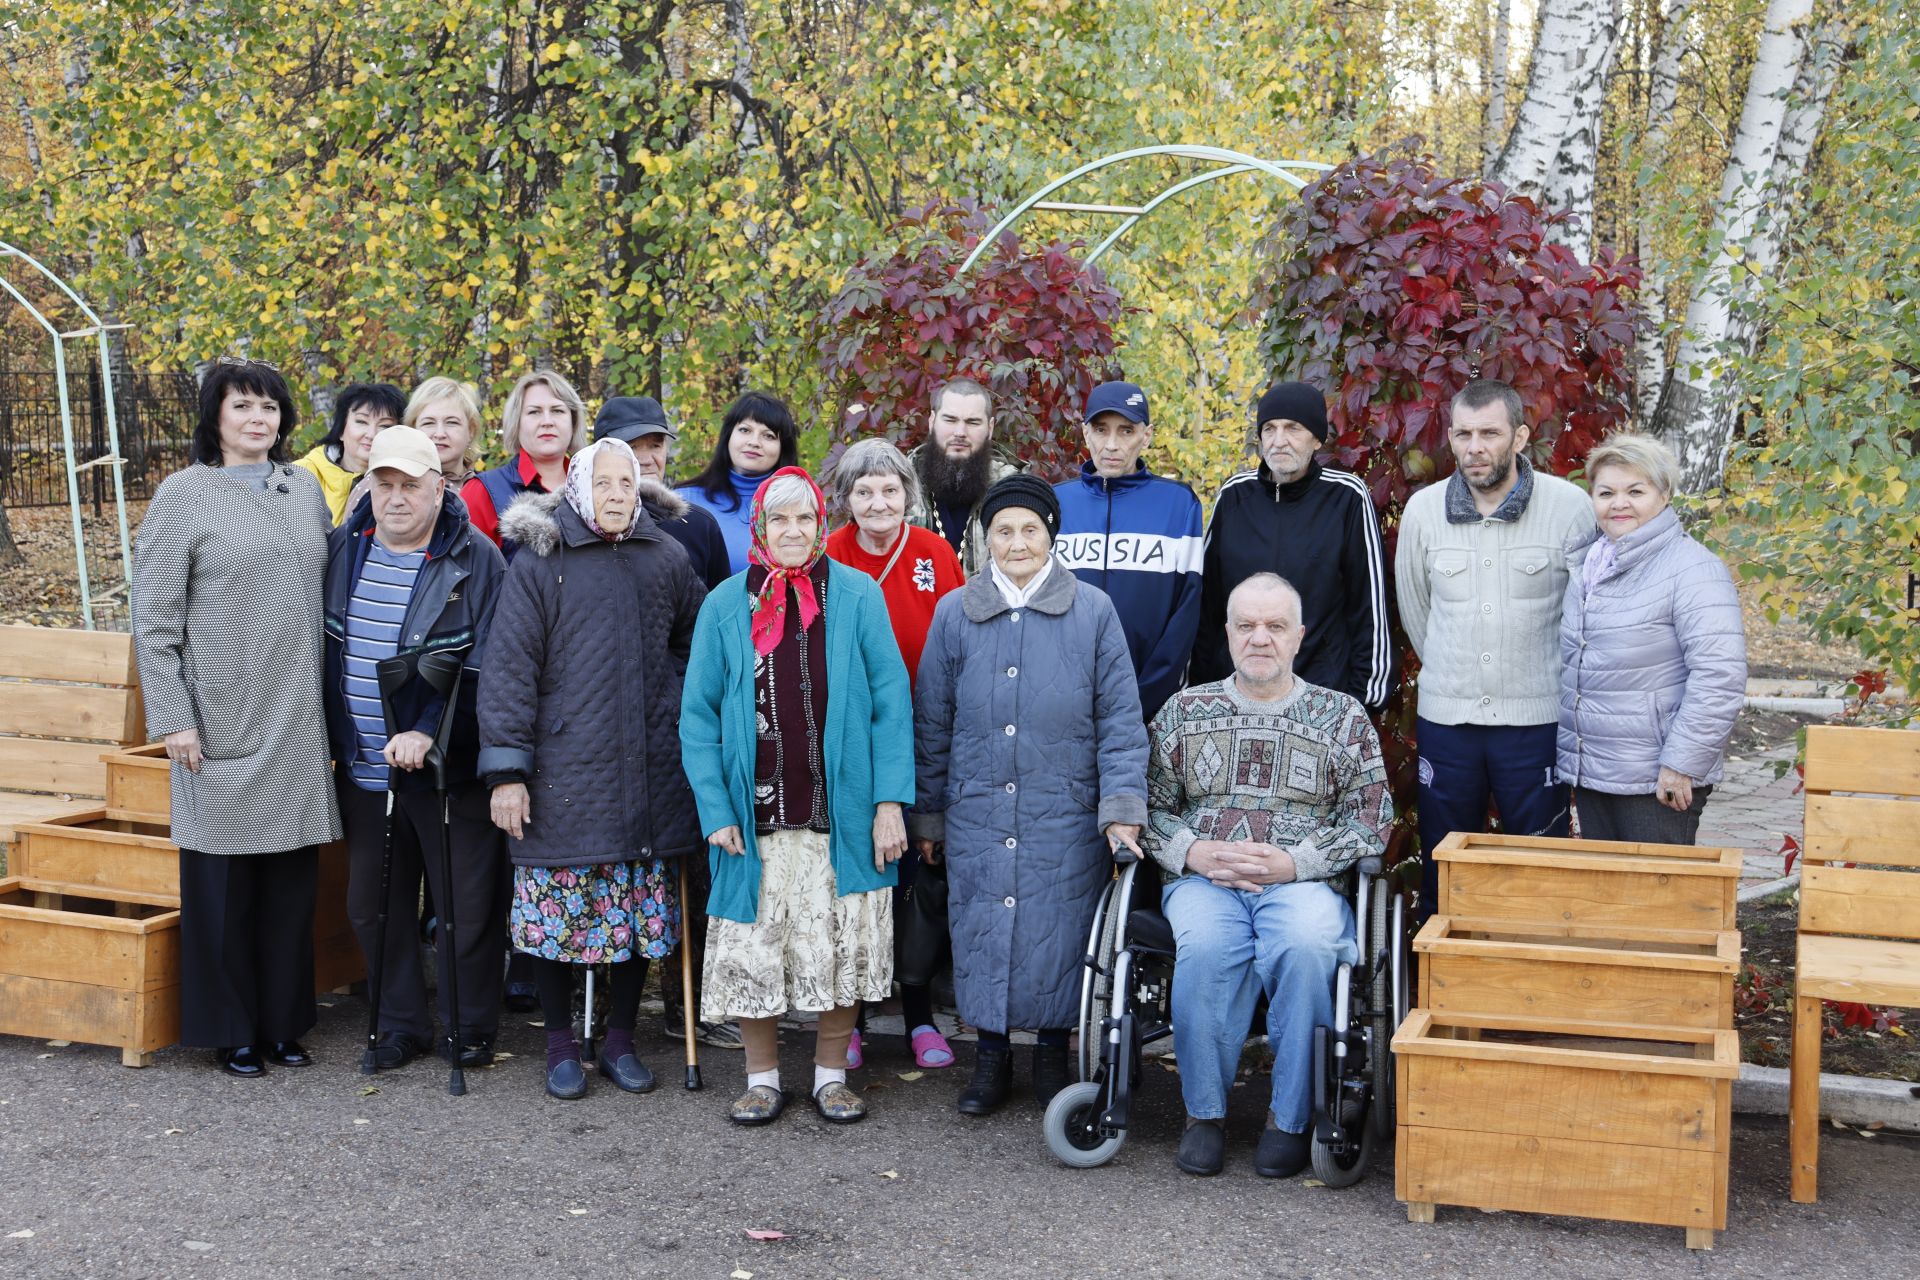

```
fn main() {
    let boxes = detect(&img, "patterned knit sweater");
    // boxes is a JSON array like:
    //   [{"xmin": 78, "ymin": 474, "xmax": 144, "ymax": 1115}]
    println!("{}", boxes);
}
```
[{"xmin": 1142, "ymin": 677, "xmax": 1393, "ymax": 883}]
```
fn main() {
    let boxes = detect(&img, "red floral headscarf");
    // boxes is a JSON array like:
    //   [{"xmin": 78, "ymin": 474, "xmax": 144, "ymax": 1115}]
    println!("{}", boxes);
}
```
[{"xmin": 747, "ymin": 465, "xmax": 827, "ymax": 657}]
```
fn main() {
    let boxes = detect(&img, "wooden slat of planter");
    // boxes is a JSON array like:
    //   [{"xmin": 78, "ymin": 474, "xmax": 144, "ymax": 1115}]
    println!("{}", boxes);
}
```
[
  {"xmin": 0, "ymin": 683, "xmax": 144, "ymax": 744},
  {"xmin": 1803, "ymin": 725, "xmax": 1920, "ymax": 797},
  {"xmin": 1800, "ymin": 865, "xmax": 1920, "ymax": 940},
  {"xmin": 1442, "ymin": 862, "xmax": 1737, "ymax": 932},
  {"xmin": 1401, "ymin": 1054, "xmax": 1722, "ymax": 1150},
  {"xmin": 0, "ymin": 888, "xmax": 180, "ymax": 992},
  {"xmin": 0, "ymin": 972, "xmax": 180, "ymax": 1054},
  {"xmin": 0, "ymin": 795, "xmax": 100, "ymax": 846},
  {"xmin": 1398, "ymin": 1126, "xmax": 1722, "ymax": 1231},
  {"xmin": 0, "ymin": 625, "xmax": 139, "ymax": 686},
  {"xmin": 0, "ymin": 736, "xmax": 112, "ymax": 797},
  {"xmin": 1422, "ymin": 951, "xmax": 1732, "ymax": 1030},
  {"xmin": 101, "ymin": 744, "xmax": 170, "ymax": 824},
  {"xmin": 1432, "ymin": 831, "xmax": 1742, "ymax": 865},
  {"xmin": 1804, "ymin": 794, "xmax": 1920, "ymax": 868},
  {"xmin": 11, "ymin": 810, "xmax": 178, "ymax": 899}
]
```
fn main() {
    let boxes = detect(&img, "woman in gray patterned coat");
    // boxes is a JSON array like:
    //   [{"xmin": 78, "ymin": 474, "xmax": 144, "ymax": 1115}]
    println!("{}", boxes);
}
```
[
  {"xmin": 132, "ymin": 359, "xmax": 343, "ymax": 1077},
  {"xmin": 1559, "ymin": 432, "xmax": 1747, "ymax": 844},
  {"xmin": 911, "ymin": 474, "xmax": 1150, "ymax": 1117}
]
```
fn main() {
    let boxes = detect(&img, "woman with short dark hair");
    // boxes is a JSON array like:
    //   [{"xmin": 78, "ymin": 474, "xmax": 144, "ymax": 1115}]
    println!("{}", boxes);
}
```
[
  {"xmin": 675, "ymin": 391, "xmax": 801, "ymax": 574},
  {"xmin": 133, "ymin": 357, "xmax": 342, "ymax": 1077},
  {"xmin": 294, "ymin": 381, "xmax": 406, "ymax": 524}
]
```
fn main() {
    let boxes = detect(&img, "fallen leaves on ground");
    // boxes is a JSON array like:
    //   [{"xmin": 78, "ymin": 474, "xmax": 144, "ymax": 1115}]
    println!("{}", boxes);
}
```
[{"xmin": 745, "ymin": 1230, "xmax": 787, "ymax": 1241}]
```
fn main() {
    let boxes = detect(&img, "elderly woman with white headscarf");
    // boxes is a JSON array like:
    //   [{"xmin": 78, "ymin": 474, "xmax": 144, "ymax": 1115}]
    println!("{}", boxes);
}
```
[
  {"xmin": 478, "ymin": 437, "xmax": 709, "ymax": 1100},
  {"xmin": 681, "ymin": 465, "xmax": 915, "ymax": 1127}
]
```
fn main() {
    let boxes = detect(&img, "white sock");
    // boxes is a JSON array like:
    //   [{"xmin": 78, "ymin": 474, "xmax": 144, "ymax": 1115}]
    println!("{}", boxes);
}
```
[
  {"xmin": 814, "ymin": 1064, "xmax": 847, "ymax": 1095},
  {"xmin": 747, "ymin": 1068, "xmax": 779, "ymax": 1092}
]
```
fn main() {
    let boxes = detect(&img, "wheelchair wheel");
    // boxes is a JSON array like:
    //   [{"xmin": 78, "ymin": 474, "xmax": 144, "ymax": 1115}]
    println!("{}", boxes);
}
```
[
  {"xmin": 1367, "ymin": 881, "xmax": 1397, "ymax": 1138},
  {"xmin": 1077, "ymin": 864, "xmax": 1135, "ymax": 1082},
  {"xmin": 1308, "ymin": 1092, "xmax": 1375, "ymax": 1188},
  {"xmin": 1043, "ymin": 1081, "xmax": 1126, "ymax": 1168}
]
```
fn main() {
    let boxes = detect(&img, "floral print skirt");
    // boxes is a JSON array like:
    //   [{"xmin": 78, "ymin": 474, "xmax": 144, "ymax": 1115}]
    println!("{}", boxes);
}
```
[
  {"xmin": 701, "ymin": 828, "xmax": 893, "ymax": 1021},
  {"xmin": 509, "ymin": 858, "xmax": 679, "ymax": 965}
]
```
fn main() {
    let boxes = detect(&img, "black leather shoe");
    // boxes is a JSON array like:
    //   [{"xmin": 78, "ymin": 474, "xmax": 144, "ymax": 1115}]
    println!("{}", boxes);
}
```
[
  {"xmin": 956, "ymin": 1041, "xmax": 1012, "ymax": 1116},
  {"xmin": 1177, "ymin": 1119, "xmax": 1226, "ymax": 1176},
  {"xmin": 216, "ymin": 1046, "xmax": 267, "ymax": 1078},
  {"xmin": 546, "ymin": 1058, "xmax": 589, "ymax": 1100},
  {"xmin": 596, "ymin": 1050, "xmax": 657, "ymax": 1094},
  {"xmin": 372, "ymin": 1031, "xmax": 430, "ymax": 1070},
  {"xmin": 438, "ymin": 1034, "xmax": 496, "ymax": 1069},
  {"xmin": 265, "ymin": 1040, "xmax": 314, "ymax": 1068},
  {"xmin": 1031, "ymin": 1044, "xmax": 1071, "ymax": 1106},
  {"xmin": 504, "ymin": 981, "xmax": 538, "ymax": 1012},
  {"xmin": 1254, "ymin": 1126, "xmax": 1311, "ymax": 1178}
]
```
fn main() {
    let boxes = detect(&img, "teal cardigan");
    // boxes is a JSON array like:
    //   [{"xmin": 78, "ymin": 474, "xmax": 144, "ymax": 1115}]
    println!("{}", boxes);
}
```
[{"xmin": 681, "ymin": 559, "xmax": 916, "ymax": 923}]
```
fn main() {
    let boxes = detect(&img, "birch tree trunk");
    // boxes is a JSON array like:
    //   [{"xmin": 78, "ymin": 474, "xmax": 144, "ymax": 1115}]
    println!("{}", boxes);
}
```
[
  {"xmin": 1648, "ymin": 0, "xmax": 1819, "ymax": 492},
  {"xmin": 1634, "ymin": 0, "xmax": 1697, "ymax": 423},
  {"xmin": 1537, "ymin": 0, "xmax": 1625, "ymax": 256},
  {"xmin": 1483, "ymin": 0, "xmax": 1511, "ymax": 168},
  {"xmin": 1489, "ymin": 0, "xmax": 1624, "ymax": 223}
]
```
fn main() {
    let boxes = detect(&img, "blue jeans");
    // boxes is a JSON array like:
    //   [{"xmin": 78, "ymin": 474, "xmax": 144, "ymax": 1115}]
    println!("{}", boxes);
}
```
[{"xmin": 1162, "ymin": 876, "xmax": 1356, "ymax": 1133}]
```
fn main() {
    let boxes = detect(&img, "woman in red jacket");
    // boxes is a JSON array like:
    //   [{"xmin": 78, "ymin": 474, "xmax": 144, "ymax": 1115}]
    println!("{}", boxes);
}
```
[{"xmin": 825, "ymin": 437, "xmax": 964, "ymax": 1070}]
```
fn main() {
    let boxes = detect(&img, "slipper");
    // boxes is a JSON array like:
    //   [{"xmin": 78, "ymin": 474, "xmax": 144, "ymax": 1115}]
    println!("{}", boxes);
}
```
[
  {"xmin": 910, "ymin": 1025, "xmax": 955, "ymax": 1069},
  {"xmin": 728, "ymin": 1084, "xmax": 788, "ymax": 1127},
  {"xmin": 847, "ymin": 1028, "xmax": 864, "ymax": 1070}
]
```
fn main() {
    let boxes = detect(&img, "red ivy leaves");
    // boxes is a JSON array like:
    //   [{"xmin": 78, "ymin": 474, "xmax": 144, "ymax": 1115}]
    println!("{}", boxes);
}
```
[
  {"xmin": 1780, "ymin": 833, "xmax": 1801, "ymax": 876},
  {"xmin": 817, "ymin": 201, "xmax": 1125, "ymax": 484},
  {"xmin": 1253, "ymin": 148, "xmax": 1641, "ymax": 513}
]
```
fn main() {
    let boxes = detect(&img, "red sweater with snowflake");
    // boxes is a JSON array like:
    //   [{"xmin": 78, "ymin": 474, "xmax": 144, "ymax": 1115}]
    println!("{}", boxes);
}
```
[{"xmin": 825, "ymin": 522, "xmax": 964, "ymax": 686}]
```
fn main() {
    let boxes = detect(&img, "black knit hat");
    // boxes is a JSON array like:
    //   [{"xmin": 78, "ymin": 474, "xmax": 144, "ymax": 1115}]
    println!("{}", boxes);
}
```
[
  {"xmin": 1253, "ymin": 381, "xmax": 1330, "ymax": 442},
  {"xmin": 978, "ymin": 473, "xmax": 1060, "ymax": 543}
]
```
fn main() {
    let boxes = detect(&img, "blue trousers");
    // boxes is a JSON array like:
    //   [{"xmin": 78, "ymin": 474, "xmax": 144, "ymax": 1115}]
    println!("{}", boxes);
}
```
[
  {"xmin": 1162, "ymin": 876, "xmax": 1355, "ymax": 1133},
  {"xmin": 1415, "ymin": 718, "xmax": 1569, "ymax": 917}
]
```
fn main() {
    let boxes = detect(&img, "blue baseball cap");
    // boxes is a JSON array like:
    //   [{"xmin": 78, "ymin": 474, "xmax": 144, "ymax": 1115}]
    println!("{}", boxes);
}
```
[{"xmin": 1085, "ymin": 380, "xmax": 1149, "ymax": 425}]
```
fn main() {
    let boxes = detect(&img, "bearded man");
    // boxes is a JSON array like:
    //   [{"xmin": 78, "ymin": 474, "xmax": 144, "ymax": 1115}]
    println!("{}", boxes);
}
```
[{"xmin": 907, "ymin": 377, "xmax": 1018, "ymax": 577}]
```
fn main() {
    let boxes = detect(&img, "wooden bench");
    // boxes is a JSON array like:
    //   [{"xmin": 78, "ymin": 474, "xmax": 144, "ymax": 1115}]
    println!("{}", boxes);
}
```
[
  {"xmin": 0, "ymin": 625, "xmax": 146, "ymax": 851},
  {"xmin": 1790, "ymin": 724, "xmax": 1920, "ymax": 1203}
]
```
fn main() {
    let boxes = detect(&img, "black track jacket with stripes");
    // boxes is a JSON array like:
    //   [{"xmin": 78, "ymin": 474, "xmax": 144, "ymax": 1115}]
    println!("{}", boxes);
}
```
[{"xmin": 1192, "ymin": 460, "xmax": 1395, "ymax": 710}]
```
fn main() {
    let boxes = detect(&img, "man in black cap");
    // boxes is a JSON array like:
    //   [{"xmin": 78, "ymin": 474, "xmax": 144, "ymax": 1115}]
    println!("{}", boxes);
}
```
[
  {"xmin": 593, "ymin": 396, "xmax": 730, "ymax": 592},
  {"xmin": 1190, "ymin": 381, "xmax": 1393, "ymax": 710}
]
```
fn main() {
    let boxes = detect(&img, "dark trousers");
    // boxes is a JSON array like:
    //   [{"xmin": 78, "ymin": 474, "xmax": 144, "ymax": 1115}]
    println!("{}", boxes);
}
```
[
  {"xmin": 1415, "ymin": 718, "xmax": 1570, "ymax": 918},
  {"xmin": 1574, "ymin": 785, "xmax": 1711, "ymax": 846},
  {"xmin": 178, "ymin": 846, "xmax": 318, "ymax": 1049},
  {"xmin": 338, "ymin": 777, "xmax": 508, "ymax": 1041}
]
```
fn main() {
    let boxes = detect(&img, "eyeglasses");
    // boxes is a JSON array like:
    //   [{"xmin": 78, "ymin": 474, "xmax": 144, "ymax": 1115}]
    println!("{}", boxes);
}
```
[{"xmin": 214, "ymin": 354, "xmax": 281, "ymax": 372}]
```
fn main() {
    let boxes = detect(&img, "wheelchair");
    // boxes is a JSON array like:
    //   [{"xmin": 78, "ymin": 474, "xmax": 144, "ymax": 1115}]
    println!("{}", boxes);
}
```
[{"xmin": 1042, "ymin": 853, "xmax": 1409, "ymax": 1184}]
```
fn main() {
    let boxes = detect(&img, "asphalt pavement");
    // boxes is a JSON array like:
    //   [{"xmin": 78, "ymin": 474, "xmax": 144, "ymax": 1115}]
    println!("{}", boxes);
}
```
[{"xmin": 1, "ymin": 1000, "xmax": 1913, "ymax": 1279}]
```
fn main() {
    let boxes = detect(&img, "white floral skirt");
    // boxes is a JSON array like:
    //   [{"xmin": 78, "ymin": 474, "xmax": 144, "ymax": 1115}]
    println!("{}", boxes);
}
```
[{"xmin": 701, "ymin": 828, "xmax": 893, "ymax": 1021}]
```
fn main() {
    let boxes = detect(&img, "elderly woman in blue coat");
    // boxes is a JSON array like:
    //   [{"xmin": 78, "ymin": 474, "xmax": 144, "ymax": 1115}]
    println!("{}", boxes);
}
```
[
  {"xmin": 681, "ymin": 466, "xmax": 914, "ymax": 1127},
  {"xmin": 912, "ymin": 473, "xmax": 1150, "ymax": 1117},
  {"xmin": 1559, "ymin": 432, "xmax": 1747, "ymax": 844}
]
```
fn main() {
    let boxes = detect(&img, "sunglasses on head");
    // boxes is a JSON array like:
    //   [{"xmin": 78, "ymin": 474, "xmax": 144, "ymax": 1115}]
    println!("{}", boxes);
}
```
[{"xmin": 214, "ymin": 354, "xmax": 281, "ymax": 372}]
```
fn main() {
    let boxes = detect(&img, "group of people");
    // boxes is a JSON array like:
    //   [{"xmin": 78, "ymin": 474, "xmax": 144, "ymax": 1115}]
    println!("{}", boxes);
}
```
[{"xmin": 130, "ymin": 357, "xmax": 1746, "ymax": 1178}]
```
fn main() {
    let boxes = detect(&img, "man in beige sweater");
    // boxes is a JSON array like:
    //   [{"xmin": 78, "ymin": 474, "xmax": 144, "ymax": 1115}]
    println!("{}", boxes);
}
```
[{"xmin": 1394, "ymin": 379, "xmax": 1595, "ymax": 917}]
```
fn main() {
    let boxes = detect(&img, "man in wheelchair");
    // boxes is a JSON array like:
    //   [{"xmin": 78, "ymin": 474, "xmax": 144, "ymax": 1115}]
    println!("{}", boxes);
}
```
[{"xmin": 1140, "ymin": 573, "xmax": 1393, "ymax": 1178}]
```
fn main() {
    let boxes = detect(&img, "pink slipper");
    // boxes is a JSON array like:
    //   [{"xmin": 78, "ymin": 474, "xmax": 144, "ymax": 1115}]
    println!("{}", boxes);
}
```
[
  {"xmin": 847, "ymin": 1028, "xmax": 864, "ymax": 1070},
  {"xmin": 911, "ymin": 1025, "xmax": 955, "ymax": 1069}
]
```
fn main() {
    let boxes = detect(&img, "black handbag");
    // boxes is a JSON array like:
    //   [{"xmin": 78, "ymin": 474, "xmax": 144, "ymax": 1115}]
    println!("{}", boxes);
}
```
[{"xmin": 895, "ymin": 855, "xmax": 950, "ymax": 989}]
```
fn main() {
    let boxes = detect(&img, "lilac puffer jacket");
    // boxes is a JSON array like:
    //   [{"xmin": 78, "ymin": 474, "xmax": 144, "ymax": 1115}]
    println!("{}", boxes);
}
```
[{"xmin": 1557, "ymin": 507, "xmax": 1747, "ymax": 795}]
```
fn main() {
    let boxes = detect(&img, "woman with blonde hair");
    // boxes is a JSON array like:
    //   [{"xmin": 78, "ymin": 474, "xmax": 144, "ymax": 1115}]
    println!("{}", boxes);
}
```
[
  {"xmin": 1559, "ymin": 432, "xmax": 1746, "ymax": 843},
  {"xmin": 461, "ymin": 369, "xmax": 589, "ymax": 556},
  {"xmin": 403, "ymin": 376, "xmax": 486, "ymax": 490}
]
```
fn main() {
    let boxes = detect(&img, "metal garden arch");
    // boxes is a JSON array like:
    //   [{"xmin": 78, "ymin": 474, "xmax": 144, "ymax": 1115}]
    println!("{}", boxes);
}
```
[
  {"xmin": 0, "ymin": 239, "xmax": 134, "ymax": 630},
  {"xmin": 957, "ymin": 145, "xmax": 1332, "ymax": 277}
]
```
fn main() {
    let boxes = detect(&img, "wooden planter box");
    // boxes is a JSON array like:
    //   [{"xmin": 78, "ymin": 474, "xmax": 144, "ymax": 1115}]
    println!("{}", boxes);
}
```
[
  {"xmin": 101, "ymin": 743, "xmax": 170, "ymax": 826},
  {"xmin": 1415, "ymin": 916, "xmax": 1739, "ymax": 1030},
  {"xmin": 9, "ymin": 809, "xmax": 363, "ymax": 995},
  {"xmin": 1433, "ymin": 832, "xmax": 1742, "ymax": 932},
  {"xmin": 1394, "ymin": 1009, "xmax": 1737, "ymax": 1250},
  {"xmin": 0, "ymin": 876, "xmax": 180, "ymax": 1066}
]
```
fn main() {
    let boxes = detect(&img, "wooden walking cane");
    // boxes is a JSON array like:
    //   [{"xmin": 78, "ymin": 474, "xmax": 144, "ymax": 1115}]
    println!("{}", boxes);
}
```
[{"xmin": 679, "ymin": 858, "xmax": 702, "ymax": 1091}]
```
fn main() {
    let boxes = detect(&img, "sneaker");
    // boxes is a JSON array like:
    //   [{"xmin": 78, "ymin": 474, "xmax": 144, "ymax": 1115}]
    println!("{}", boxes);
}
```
[{"xmin": 696, "ymin": 1020, "xmax": 744, "ymax": 1050}]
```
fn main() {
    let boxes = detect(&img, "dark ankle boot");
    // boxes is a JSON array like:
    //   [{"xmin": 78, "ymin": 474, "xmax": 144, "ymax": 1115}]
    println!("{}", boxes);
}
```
[
  {"xmin": 957, "ymin": 1041, "xmax": 1013, "ymax": 1116},
  {"xmin": 1031, "ymin": 1043, "xmax": 1071, "ymax": 1106}
]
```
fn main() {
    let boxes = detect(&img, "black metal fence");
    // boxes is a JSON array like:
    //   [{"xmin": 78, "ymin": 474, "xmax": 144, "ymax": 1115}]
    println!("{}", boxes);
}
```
[{"xmin": 0, "ymin": 357, "xmax": 197, "ymax": 509}]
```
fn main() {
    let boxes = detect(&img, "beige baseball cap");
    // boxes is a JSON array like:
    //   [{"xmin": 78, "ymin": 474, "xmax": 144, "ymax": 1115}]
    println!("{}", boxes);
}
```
[{"xmin": 365, "ymin": 425, "xmax": 441, "ymax": 477}]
